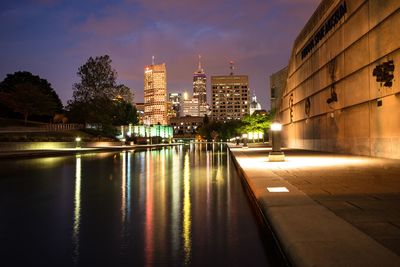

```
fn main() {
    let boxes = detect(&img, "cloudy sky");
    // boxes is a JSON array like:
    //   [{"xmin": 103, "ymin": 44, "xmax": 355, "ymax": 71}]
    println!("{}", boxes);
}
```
[{"xmin": 0, "ymin": 0, "xmax": 319, "ymax": 109}]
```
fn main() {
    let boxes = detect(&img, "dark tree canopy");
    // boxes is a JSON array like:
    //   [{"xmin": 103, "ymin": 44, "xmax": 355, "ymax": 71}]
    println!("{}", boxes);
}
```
[
  {"xmin": 71, "ymin": 55, "xmax": 117, "ymax": 102},
  {"xmin": 67, "ymin": 55, "xmax": 135, "ymax": 125},
  {"xmin": 198, "ymin": 120, "xmax": 243, "ymax": 141},
  {"xmin": 112, "ymin": 100, "xmax": 139, "ymax": 126},
  {"xmin": 0, "ymin": 71, "xmax": 63, "ymax": 122}
]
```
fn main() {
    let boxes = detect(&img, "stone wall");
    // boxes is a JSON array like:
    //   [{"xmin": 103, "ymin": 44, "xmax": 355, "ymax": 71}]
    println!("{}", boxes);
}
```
[
  {"xmin": 279, "ymin": 0, "xmax": 400, "ymax": 158},
  {"xmin": 0, "ymin": 142, "xmax": 122, "ymax": 151}
]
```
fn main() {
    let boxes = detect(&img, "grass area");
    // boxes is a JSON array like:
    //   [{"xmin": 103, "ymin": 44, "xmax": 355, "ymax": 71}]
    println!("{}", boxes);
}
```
[
  {"xmin": 0, "ymin": 117, "xmax": 47, "ymax": 127},
  {"xmin": 0, "ymin": 118, "xmax": 116, "ymax": 142},
  {"xmin": 0, "ymin": 130, "xmax": 115, "ymax": 142}
]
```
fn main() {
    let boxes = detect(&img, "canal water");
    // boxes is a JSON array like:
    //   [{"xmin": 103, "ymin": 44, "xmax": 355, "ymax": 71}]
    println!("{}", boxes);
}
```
[{"xmin": 0, "ymin": 144, "xmax": 284, "ymax": 266}]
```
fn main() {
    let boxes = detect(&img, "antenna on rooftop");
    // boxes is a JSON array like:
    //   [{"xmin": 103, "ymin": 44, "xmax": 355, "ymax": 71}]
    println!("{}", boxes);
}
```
[
  {"xmin": 198, "ymin": 54, "xmax": 203, "ymax": 72},
  {"xmin": 229, "ymin": 60, "xmax": 235, "ymax": 75}
]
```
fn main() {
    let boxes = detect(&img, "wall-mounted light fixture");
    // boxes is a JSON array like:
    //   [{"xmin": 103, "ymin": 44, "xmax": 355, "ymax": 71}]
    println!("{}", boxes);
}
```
[{"xmin": 326, "ymin": 86, "xmax": 338, "ymax": 104}]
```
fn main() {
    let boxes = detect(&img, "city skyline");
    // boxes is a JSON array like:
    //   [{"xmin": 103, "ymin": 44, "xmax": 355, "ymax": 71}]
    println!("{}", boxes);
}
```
[{"xmin": 0, "ymin": 0, "xmax": 319, "ymax": 110}]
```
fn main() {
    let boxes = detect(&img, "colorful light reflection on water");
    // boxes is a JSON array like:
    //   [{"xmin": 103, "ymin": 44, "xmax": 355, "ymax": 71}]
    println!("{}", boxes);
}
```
[{"xmin": 0, "ymin": 144, "xmax": 282, "ymax": 266}]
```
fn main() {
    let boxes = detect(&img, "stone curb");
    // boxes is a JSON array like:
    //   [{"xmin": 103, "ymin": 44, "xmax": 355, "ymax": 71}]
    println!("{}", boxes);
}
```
[{"xmin": 229, "ymin": 147, "xmax": 400, "ymax": 267}]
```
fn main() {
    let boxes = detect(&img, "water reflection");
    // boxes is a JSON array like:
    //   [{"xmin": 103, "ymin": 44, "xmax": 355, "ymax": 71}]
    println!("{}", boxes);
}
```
[
  {"xmin": 145, "ymin": 149, "xmax": 154, "ymax": 265},
  {"xmin": 183, "ymin": 152, "xmax": 192, "ymax": 265},
  {"xmin": 0, "ymin": 144, "xmax": 277, "ymax": 266},
  {"xmin": 72, "ymin": 155, "xmax": 81, "ymax": 264},
  {"xmin": 171, "ymin": 147, "xmax": 181, "ymax": 259},
  {"xmin": 121, "ymin": 152, "xmax": 126, "ymax": 223}
]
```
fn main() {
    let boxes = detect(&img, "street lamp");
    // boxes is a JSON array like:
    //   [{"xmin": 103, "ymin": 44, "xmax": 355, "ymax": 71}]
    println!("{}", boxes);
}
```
[{"xmin": 269, "ymin": 122, "xmax": 285, "ymax": 161}]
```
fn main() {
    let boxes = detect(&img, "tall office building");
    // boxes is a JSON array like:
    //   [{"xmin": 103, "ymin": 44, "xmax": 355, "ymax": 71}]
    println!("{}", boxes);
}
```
[
  {"xmin": 144, "ymin": 61, "xmax": 168, "ymax": 125},
  {"xmin": 211, "ymin": 64, "xmax": 250, "ymax": 121},
  {"xmin": 193, "ymin": 55, "xmax": 207, "ymax": 116}
]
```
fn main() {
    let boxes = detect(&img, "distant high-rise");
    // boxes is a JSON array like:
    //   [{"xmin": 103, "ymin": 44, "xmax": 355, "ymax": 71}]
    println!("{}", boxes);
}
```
[
  {"xmin": 211, "ymin": 62, "xmax": 250, "ymax": 121},
  {"xmin": 193, "ymin": 55, "xmax": 207, "ymax": 116},
  {"xmin": 144, "ymin": 61, "xmax": 168, "ymax": 125},
  {"xmin": 168, "ymin": 92, "xmax": 182, "ymax": 117},
  {"xmin": 249, "ymin": 94, "xmax": 262, "ymax": 115}
]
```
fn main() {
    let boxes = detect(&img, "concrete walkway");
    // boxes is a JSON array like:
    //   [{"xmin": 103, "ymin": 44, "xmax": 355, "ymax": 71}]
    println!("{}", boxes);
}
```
[{"xmin": 229, "ymin": 146, "xmax": 400, "ymax": 267}]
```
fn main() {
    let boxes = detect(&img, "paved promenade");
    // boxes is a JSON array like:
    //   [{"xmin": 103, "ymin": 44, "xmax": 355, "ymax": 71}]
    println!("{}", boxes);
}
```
[{"xmin": 229, "ymin": 146, "xmax": 400, "ymax": 267}]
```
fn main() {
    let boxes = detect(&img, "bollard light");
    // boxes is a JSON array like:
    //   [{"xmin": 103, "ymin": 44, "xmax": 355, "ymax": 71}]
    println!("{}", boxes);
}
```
[
  {"xmin": 269, "ymin": 122, "xmax": 285, "ymax": 161},
  {"xmin": 242, "ymin": 133, "xmax": 248, "ymax": 148},
  {"xmin": 75, "ymin": 137, "xmax": 81, "ymax": 148},
  {"xmin": 271, "ymin": 122, "xmax": 282, "ymax": 131}
]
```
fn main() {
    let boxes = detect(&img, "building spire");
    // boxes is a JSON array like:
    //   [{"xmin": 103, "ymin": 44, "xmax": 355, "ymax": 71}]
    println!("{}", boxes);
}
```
[
  {"xmin": 197, "ymin": 54, "xmax": 203, "ymax": 72},
  {"xmin": 229, "ymin": 60, "xmax": 235, "ymax": 75},
  {"xmin": 152, "ymin": 55, "xmax": 155, "ymax": 65}
]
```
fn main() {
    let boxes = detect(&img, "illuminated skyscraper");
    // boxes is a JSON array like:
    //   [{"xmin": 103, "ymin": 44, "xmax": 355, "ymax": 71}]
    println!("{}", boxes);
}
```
[
  {"xmin": 193, "ymin": 55, "xmax": 207, "ymax": 116},
  {"xmin": 144, "ymin": 60, "xmax": 168, "ymax": 125}
]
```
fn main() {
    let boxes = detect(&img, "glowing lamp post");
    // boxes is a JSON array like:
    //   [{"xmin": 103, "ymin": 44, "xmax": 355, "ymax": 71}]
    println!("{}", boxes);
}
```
[{"xmin": 269, "ymin": 122, "xmax": 285, "ymax": 161}]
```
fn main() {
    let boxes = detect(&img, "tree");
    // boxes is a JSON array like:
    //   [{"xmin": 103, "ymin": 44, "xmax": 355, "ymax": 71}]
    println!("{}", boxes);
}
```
[
  {"xmin": 71, "ymin": 55, "xmax": 117, "ymax": 103},
  {"xmin": 198, "ymin": 120, "xmax": 243, "ymax": 141},
  {"xmin": 0, "ymin": 83, "xmax": 59, "ymax": 124},
  {"xmin": 67, "ymin": 55, "xmax": 134, "ymax": 125},
  {"xmin": 0, "ymin": 71, "xmax": 63, "ymax": 121},
  {"xmin": 203, "ymin": 114, "xmax": 209, "ymax": 125},
  {"xmin": 113, "ymin": 84, "xmax": 133, "ymax": 103},
  {"xmin": 239, "ymin": 112, "xmax": 273, "ymax": 141},
  {"xmin": 111, "ymin": 100, "xmax": 138, "ymax": 125}
]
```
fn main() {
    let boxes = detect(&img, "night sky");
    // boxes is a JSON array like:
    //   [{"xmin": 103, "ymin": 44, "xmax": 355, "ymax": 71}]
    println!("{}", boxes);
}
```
[{"xmin": 0, "ymin": 0, "xmax": 319, "ymax": 109}]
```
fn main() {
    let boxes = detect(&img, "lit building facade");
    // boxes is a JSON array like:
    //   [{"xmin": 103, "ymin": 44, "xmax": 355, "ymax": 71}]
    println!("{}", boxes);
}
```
[
  {"xmin": 278, "ymin": 0, "xmax": 400, "ymax": 159},
  {"xmin": 144, "ymin": 63, "xmax": 168, "ymax": 125},
  {"xmin": 181, "ymin": 97, "xmax": 199, "ymax": 117},
  {"xmin": 211, "ymin": 75, "xmax": 250, "ymax": 121},
  {"xmin": 193, "ymin": 55, "xmax": 208, "ymax": 116}
]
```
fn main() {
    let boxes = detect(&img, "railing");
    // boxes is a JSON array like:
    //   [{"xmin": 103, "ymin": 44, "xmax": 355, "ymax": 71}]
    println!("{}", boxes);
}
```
[{"xmin": 41, "ymin": 124, "xmax": 84, "ymax": 131}]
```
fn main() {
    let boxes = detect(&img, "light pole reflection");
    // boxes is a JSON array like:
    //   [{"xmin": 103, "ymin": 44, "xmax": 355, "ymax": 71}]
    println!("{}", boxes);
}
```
[
  {"xmin": 171, "ymin": 148, "xmax": 181, "ymax": 257},
  {"xmin": 72, "ymin": 155, "xmax": 81, "ymax": 265},
  {"xmin": 127, "ymin": 152, "xmax": 131, "ymax": 220},
  {"xmin": 183, "ymin": 152, "xmax": 191, "ymax": 265},
  {"xmin": 121, "ymin": 152, "xmax": 126, "ymax": 223}
]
